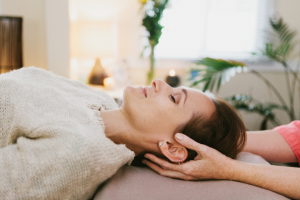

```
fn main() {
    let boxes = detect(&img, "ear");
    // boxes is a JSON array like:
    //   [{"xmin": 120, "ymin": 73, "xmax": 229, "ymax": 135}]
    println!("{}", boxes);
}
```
[{"xmin": 158, "ymin": 141, "xmax": 188, "ymax": 163}]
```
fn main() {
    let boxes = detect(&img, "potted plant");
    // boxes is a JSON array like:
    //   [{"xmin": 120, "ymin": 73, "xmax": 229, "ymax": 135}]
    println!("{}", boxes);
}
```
[
  {"xmin": 190, "ymin": 18, "xmax": 300, "ymax": 130},
  {"xmin": 139, "ymin": 0, "xmax": 169, "ymax": 84}
]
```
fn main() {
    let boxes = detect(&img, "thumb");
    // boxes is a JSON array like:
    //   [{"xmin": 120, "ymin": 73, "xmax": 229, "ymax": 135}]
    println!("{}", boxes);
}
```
[{"xmin": 175, "ymin": 133, "xmax": 209, "ymax": 156}]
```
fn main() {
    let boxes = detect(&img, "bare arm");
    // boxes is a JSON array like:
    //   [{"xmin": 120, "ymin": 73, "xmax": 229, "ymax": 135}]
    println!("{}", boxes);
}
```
[
  {"xmin": 244, "ymin": 130, "xmax": 297, "ymax": 163},
  {"xmin": 144, "ymin": 133, "xmax": 300, "ymax": 199},
  {"xmin": 228, "ymin": 159, "xmax": 300, "ymax": 199}
]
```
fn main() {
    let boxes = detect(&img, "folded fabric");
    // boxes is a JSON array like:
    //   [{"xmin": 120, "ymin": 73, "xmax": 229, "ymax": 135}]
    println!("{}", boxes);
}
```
[{"xmin": 94, "ymin": 152, "xmax": 289, "ymax": 200}]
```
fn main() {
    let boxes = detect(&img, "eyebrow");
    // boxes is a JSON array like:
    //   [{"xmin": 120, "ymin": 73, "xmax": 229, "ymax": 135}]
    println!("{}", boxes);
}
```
[{"xmin": 182, "ymin": 88, "xmax": 187, "ymax": 104}]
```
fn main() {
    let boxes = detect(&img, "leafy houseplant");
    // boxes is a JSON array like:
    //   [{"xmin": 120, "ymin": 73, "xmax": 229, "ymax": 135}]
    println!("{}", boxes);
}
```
[
  {"xmin": 139, "ymin": 0, "xmax": 169, "ymax": 84},
  {"xmin": 190, "ymin": 18, "xmax": 300, "ymax": 130}
]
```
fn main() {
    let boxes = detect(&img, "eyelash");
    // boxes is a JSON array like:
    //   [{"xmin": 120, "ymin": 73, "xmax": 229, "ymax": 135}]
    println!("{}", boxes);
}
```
[{"xmin": 170, "ymin": 95, "xmax": 176, "ymax": 103}]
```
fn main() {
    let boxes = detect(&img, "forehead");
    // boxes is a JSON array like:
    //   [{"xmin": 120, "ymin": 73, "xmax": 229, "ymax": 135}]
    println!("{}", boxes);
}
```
[{"xmin": 182, "ymin": 87, "xmax": 216, "ymax": 118}]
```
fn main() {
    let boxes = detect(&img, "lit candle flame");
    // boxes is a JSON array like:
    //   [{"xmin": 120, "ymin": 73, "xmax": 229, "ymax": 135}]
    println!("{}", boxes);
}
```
[
  {"xmin": 103, "ymin": 77, "xmax": 115, "ymax": 89},
  {"xmin": 169, "ymin": 69, "xmax": 176, "ymax": 76}
]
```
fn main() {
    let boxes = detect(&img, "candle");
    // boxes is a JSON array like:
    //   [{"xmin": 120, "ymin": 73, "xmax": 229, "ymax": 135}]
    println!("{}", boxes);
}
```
[
  {"xmin": 169, "ymin": 69, "xmax": 176, "ymax": 76},
  {"xmin": 103, "ymin": 77, "xmax": 115, "ymax": 89},
  {"xmin": 166, "ymin": 69, "xmax": 180, "ymax": 87}
]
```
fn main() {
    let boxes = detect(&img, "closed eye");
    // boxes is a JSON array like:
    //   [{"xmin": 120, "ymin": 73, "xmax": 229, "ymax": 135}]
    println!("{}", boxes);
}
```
[{"xmin": 170, "ymin": 95, "xmax": 176, "ymax": 103}]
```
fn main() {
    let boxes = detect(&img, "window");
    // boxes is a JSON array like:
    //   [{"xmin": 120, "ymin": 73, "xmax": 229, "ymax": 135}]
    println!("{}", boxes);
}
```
[{"xmin": 155, "ymin": 0, "xmax": 272, "ymax": 60}]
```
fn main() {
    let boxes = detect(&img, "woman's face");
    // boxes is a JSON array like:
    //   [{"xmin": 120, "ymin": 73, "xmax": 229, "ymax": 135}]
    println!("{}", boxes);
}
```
[{"xmin": 121, "ymin": 79, "xmax": 216, "ymax": 138}]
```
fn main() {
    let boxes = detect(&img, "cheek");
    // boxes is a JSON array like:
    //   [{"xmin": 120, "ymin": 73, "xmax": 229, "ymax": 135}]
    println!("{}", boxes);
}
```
[
  {"xmin": 124, "ymin": 93, "xmax": 184, "ymax": 132},
  {"xmin": 144, "ymin": 100, "xmax": 183, "ymax": 129},
  {"xmin": 147, "ymin": 97, "xmax": 174, "ymax": 115}
]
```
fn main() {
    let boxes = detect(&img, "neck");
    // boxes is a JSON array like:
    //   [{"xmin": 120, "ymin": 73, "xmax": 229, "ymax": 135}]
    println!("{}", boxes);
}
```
[{"xmin": 100, "ymin": 109, "xmax": 157, "ymax": 156}]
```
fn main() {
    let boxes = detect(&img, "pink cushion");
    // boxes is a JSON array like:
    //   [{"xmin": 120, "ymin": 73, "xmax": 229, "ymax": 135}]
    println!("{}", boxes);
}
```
[{"xmin": 94, "ymin": 152, "xmax": 289, "ymax": 200}]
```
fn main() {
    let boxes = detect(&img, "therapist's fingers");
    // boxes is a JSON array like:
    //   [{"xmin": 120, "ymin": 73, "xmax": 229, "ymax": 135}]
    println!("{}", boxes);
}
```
[
  {"xmin": 175, "ymin": 133, "xmax": 210, "ymax": 158},
  {"xmin": 142, "ymin": 159, "xmax": 197, "ymax": 181},
  {"xmin": 144, "ymin": 153, "xmax": 183, "ymax": 172}
]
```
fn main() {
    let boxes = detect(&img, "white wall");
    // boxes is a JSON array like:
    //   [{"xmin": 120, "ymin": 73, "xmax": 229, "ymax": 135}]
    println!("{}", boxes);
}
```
[
  {"xmin": 0, "ymin": 0, "xmax": 47, "ymax": 69},
  {"xmin": 277, "ymin": 0, "xmax": 300, "ymax": 35},
  {"xmin": 45, "ymin": 0, "xmax": 70, "ymax": 78}
]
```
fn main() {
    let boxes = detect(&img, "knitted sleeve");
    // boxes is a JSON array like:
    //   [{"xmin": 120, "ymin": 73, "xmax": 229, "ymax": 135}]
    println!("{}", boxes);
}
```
[
  {"xmin": 273, "ymin": 120, "xmax": 300, "ymax": 164},
  {"xmin": 0, "ymin": 123, "xmax": 106, "ymax": 200},
  {"xmin": 0, "ymin": 67, "xmax": 134, "ymax": 199}
]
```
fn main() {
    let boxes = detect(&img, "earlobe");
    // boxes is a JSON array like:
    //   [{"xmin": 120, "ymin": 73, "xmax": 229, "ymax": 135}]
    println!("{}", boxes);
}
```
[{"xmin": 158, "ymin": 141, "xmax": 188, "ymax": 163}]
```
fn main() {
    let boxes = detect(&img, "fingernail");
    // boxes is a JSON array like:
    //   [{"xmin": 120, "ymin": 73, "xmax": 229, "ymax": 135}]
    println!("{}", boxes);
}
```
[
  {"xmin": 175, "ymin": 133, "xmax": 183, "ymax": 140},
  {"xmin": 142, "ymin": 160, "xmax": 146, "ymax": 164},
  {"xmin": 144, "ymin": 154, "xmax": 149, "ymax": 159}
]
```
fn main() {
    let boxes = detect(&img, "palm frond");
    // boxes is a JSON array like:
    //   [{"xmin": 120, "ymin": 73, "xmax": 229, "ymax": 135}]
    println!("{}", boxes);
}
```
[
  {"xmin": 225, "ymin": 94, "xmax": 287, "ymax": 129},
  {"xmin": 191, "ymin": 58, "xmax": 248, "ymax": 92},
  {"xmin": 261, "ymin": 18, "xmax": 297, "ymax": 62},
  {"xmin": 270, "ymin": 18, "xmax": 297, "ymax": 45}
]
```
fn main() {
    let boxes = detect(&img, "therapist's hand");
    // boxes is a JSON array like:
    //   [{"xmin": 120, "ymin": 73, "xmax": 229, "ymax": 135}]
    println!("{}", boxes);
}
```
[
  {"xmin": 143, "ymin": 133, "xmax": 300, "ymax": 199},
  {"xmin": 143, "ymin": 133, "xmax": 235, "ymax": 180}
]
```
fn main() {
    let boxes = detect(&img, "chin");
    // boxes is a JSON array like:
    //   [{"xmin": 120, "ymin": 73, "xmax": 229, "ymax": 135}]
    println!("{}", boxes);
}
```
[
  {"xmin": 122, "ymin": 86, "xmax": 129, "ymax": 103},
  {"xmin": 122, "ymin": 86, "xmax": 137, "ymax": 108},
  {"xmin": 123, "ymin": 86, "xmax": 134, "ymax": 99}
]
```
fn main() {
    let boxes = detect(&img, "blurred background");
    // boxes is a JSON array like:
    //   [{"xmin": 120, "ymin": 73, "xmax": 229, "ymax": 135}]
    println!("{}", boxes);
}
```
[{"xmin": 0, "ymin": 0, "xmax": 299, "ymax": 130}]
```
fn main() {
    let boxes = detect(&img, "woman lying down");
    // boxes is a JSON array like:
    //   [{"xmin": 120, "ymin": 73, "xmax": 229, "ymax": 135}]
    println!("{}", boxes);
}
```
[{"xmin": 0, "ymin": 67, "xmax": 246, "ymax": 199}]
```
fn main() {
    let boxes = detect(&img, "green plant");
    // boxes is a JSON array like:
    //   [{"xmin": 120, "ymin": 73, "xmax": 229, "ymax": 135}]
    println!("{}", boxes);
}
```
[
  {"xmin": 190, "ymin": 18, "xmax": 300, "ymax": 130},
  {"xmin": 139, "ymin": 0, "xmax": 169, "ymax": 84}
]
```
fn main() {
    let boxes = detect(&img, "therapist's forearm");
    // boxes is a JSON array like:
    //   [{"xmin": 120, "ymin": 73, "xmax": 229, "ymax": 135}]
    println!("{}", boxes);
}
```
[
  {"xmin": 244, "ymin": 130, "xmax": 297, "ymax": 163},
  {"xmin": 227, "ymin": 160, "xmax": 300, "ymax": 199}
]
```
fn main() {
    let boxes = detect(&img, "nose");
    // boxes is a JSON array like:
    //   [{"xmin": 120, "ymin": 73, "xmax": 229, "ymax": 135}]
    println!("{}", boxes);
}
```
[{"xmin": 152, "ymin": 78, "xmax": 171, "ymax": 93}]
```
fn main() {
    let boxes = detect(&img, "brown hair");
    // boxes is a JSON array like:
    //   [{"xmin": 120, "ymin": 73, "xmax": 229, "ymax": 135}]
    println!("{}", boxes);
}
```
[{"xmin": 181, "ymin": 97, "xmax": 246, "ymax": 160}]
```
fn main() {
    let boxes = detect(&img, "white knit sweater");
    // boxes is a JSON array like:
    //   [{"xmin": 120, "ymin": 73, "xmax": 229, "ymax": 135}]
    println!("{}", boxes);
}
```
[{"xmin": 0, "ymin": 67, "xmax": 135, "ymax": 200}]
